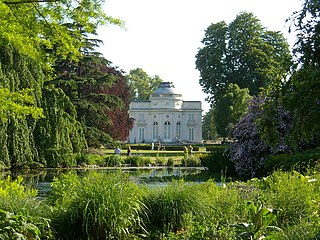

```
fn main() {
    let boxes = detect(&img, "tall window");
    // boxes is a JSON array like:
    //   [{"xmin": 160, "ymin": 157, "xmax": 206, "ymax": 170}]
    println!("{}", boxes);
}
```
[
  {"xmin": 152, "ymin": 122, "xmax": 158, "ymax": 140},
  {"xmin": 188, "ymin": 113, "xmax": 194, "ymax": 121},
  {"xmin": 164, "ymin": 121, "xmax": 171, "ymax": 140},
  {"xmin": 139, "ymin": 113, "xmax": 144, "ymax": 120},
  {"xmin": 176, "ymin": 121, "xmax": 181, "ymax": 139},
  {"xmin": 139, "ymin": 127, "xmax": 145, "ymax": 141},
  {"xmin": 188, "ymin": 127, "xmax": 195, "ymax": 141}
]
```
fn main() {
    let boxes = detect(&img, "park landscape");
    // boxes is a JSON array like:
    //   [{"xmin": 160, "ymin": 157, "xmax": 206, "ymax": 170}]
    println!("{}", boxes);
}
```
[{"xmin": 0, "ymin": 0, "xmax": 320, "ymax": 239}]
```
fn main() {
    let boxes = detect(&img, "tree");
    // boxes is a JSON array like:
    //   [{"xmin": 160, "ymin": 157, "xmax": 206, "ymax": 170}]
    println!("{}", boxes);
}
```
[
  {"xmin": 196, "ymin": 12, "xmax": 291, "ymax": 105},
  {"xmin": 126, "ymin": 68, "xmax": 163, "ymax": 100},
  {"xmin": 0, "ymin": 88, "xmax": 43, "ymax": 122},
  {"xmin": 214, "ymin": 84, "xmax": 252, "ymax": 138},
  {"xmin": 0, "ymin": 0, "xmax": 122, "ymax": 65},
  {"xmin": 0, "ymin": 0, "xmax": 123, "ymax": 167},
  {"xmin": 202, "ymin": 109, "xmax": 216, "ymax": 141},
  {"xmin": 282, "ymin": 0, "xmax": 320, "ymax": 147}
]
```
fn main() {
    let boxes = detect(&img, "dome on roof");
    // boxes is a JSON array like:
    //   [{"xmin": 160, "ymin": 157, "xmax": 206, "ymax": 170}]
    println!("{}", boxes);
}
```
[{"xmin": 153, "ymin": 82, "xmax": 181, "ymax": 95}]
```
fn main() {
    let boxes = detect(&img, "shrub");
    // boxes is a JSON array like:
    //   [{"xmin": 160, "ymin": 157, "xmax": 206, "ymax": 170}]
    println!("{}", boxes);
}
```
[
  {"xmin": 200, "ymin": 150, "xmax": 236, "ymax": 178},
  {"xmin": 125, "ymin": 156, "xmax": 145, "ymax": 166},
  {"xmin": 263, "ymin": 148, "xmax": 320, "ymax": 174},
  {"xmin": 182, "ymin": 155, "xmax": 201, "ymax": 167},
  {"xmin": 105, "ymin": 154, "xmax": 124, "ymax": 167}
]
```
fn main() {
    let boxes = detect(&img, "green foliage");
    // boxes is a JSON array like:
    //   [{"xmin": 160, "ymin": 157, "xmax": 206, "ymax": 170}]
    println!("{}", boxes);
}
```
[
  {"xmin": 166, "ymin": 158, "xmax": 174, "ymax": 167},
  {"xmin": 0, "ymin": 43, "xmax": 45, "ymax": 168},
  {"xmin": 263, "ymin": 148, "xmax": 320, "ymax": 174},
  {"xmin": 196, "ymin": 12, "xmax": 291, "ymax": 104},
  {"xmin": 202, "ymin": 108, "xmax": 217, "ymax": 140},
  {"xmin": 0, "ymin": 176, "xmax": 53, "ymax": 239},
  {"xmin": 201, "ymin": 150, "xmax": 236, "ymax": 178},
  {"xmin": 35, "ymin": 87, "xmax": 87, "ymax": 167},
  {"xmin": 233, "ymin": 201, "xmax": 283, "ymax": 239},
  {"xmin": 0, "ymin": 169, "xmax": 320, "ymax": 239},
  {"xmin": 125, "ymin": 155, "xmax": 152, "ymax": 167},
  {"xmin": 48, "ymin": 172, "xmax": 146, "ymax": 239},
  {"xmin": 214, "ymin": 83, "xmax": 252, "ymax": 137},
  {"xmin": 253, "ymin": 171, "xmax": 320, "ymax": 227},
  {"xmin": 144, "ymin": 181, "xmax": 211, "ymax": 233},
  {"xmin": 126, "ymin": 68, "xmax": 163, "ymax": 100},
  {"xmin": 104, "ymin": 154, "xmax": 124, "ymax": 167},
  {"xmin": 283, "ymin": 66, "xmax": 320, "ymax": 147},
  {"xmin": 182, "ymin": 155, "xmax": 202, "ymax": 167},
  {"xmin": 0, "ymin": 88, "xmax": 43, "ymax": 122},
  {"xmin": 0, "ymin": 209, "xmax": 52, "ymax": 240},
  {"xmin": 0, "ymin": 0, "xmax": 123, "ymax": 64}
]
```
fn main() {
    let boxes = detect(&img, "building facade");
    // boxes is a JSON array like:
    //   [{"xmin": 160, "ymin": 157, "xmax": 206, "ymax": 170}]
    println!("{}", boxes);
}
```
[{"xmin": 128, "ymin": 82, "xmax": 202, "ymax": 143}]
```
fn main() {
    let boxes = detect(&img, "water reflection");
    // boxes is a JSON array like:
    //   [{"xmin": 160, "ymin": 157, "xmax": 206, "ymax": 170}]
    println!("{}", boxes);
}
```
[{"xmin": 2, "ymin": 167, "xmax": 209, "ymax": 197}]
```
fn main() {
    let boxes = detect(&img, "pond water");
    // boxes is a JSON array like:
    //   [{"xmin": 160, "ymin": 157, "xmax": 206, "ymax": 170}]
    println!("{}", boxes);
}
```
[{"xmin": 3, "ymin": 167, "xmax": 210, "ymax": 197}]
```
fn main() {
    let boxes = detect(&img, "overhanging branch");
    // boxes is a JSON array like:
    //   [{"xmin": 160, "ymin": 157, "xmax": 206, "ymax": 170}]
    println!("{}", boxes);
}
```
[{"xmin": 3, "ymin": 0, "xmax": 59, "ymax": 4}]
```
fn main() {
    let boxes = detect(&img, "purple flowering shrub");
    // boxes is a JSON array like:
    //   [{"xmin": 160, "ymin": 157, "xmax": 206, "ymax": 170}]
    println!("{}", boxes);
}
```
[{"xmin": 229, "ymin": 97, "xmax": 292, "ymax": 179}]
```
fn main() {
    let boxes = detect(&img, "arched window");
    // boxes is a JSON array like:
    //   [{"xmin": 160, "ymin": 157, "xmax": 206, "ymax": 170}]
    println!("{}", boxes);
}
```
[
  {"xmin": 176, "ymin": 121, "xmax": 181, "ymax": 139},
  {"xmin": 188, "ymin": 127, "xmax": 195, "ymax": 141},
  {"xmin": 164, "ymin": 121, "xmax": 171, "ymax": 140},
  {"xmin": 139, "ymin": 127, "xmax": 145, "ymax": 142},
  {"xmin": 152, "ymin": 122, "xmax": 158, "ymax": 140}
]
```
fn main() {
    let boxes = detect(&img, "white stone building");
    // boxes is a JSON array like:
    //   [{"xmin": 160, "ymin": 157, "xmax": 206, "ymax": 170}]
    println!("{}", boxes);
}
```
[{"xmin": 128, "ymin": 82, "xmax": 202, "ymax": 144}]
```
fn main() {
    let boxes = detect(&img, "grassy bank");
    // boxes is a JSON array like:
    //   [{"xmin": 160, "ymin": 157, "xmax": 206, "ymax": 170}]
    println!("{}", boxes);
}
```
[{"xmin": 0, "ymin": 169, "xmax": 319, "ymax": 239}]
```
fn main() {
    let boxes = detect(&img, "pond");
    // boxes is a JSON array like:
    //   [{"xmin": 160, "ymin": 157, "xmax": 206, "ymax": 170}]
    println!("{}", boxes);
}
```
[{"xmin": 3, "ymin": 167, "xmax": 211, "ymax": 197}]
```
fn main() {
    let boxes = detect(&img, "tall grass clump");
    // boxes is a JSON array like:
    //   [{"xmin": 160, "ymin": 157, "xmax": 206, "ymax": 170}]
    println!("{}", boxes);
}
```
[
  {"xmin": 48, "ymin": 172, "xmax": 147, "ymax": 239},
  {"xmin": 143, "ymin": 180, "xmax": 211, "ymax": 234},
  {"xmin": 104, "ymin": 154, "xmax": 124, "ymax": 166},
  {"xmin": 0, "ymin": 176, "xmax": 53, "ymax": 239}
]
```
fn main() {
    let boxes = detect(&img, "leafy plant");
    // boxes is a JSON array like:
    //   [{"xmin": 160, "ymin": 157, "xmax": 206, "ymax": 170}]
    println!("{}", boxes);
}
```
[
  {"xmin": 0, "ymin": 209, "xmax": 52, "ymax": 240},
  {"xmin": 233, "ymin": 201, "xmax": 282, "ymax": 240},
  {"xmin": 0, "ymin": 176, "xmax": 53, "ymax": 239}
]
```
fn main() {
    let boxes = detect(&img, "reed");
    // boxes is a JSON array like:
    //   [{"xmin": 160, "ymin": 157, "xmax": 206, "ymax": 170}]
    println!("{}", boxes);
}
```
[
  {"xmin": 48, "ymin": 171, "xmax": 147, "ymax": 239},
  {"xmin": 143, "ymin": 180, "xmax": 211, "ymax": 233}
]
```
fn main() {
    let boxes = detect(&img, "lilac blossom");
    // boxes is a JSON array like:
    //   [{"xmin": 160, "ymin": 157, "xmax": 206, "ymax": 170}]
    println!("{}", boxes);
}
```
[{"xmin": 229, "ymin": 97, "xmax": 292, "ymax": 179}]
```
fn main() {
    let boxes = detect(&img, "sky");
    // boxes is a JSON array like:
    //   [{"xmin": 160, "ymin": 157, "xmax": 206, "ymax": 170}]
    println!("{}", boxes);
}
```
[{"xmin": 97, "ymin": 0, "xmax": 303, "ymax": 114}]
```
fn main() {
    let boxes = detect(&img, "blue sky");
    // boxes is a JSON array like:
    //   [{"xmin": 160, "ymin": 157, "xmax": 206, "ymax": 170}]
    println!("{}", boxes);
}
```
[{"xmin": 98, "ymin": 0, "xmax": 303, "ymax": 113}]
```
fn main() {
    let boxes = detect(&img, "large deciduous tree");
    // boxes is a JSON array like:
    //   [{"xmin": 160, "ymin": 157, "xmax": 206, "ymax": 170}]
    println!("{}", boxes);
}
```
[
  {"xmin": 196, "ymin": 12, "xmax": 291, "ymax": 105},
  {"xmin": 126, "ymin": 68, "xmax": 163, "ymax": 100},
  {"xmin": 214, "ymin": 84, "xmax": 252, "ymax": 138},
  {"xmin": 282, "ymin": 0, "xmax": 320, "ymax": 147}
]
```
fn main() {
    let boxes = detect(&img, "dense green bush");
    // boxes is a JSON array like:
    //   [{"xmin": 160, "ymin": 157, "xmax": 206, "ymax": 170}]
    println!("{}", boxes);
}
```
[
  {"xmin": 263, "ymin": 148, "xmax": 320, "ymax": 174},
  {"xmin": 125, "ymin": 156, "xmax": 152, "ymax": 167},
  {"xmin": 105, "ymin": 154, "xmax": 124, "ymax": 166},
  {"xmin": 200, "ymin": 150, "xmax": 236, "ymax": 178}
]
